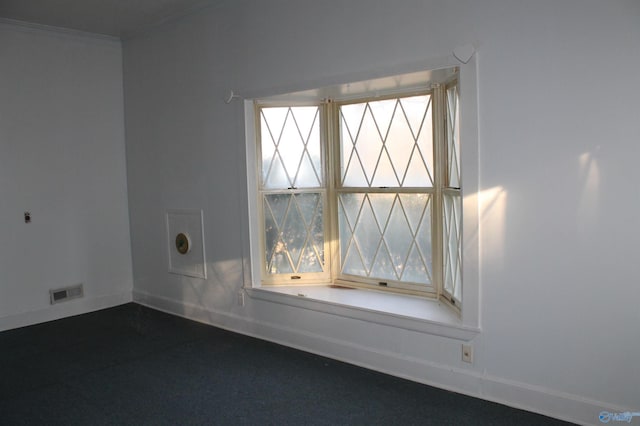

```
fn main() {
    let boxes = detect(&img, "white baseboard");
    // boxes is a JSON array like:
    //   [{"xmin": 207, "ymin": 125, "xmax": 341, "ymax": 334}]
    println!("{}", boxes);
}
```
[
  {"xmin": 132, "ymin": 289, "xmax": 627, "ymax": 426},
  {"xmin": 0, "ymin": 290, "xmax": 132, "ymax": 332}
]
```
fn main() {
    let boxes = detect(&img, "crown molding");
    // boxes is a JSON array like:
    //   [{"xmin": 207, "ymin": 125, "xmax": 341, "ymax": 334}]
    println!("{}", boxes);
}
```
[
  {"xmin": 121, "ymin": 0, "xmax": 231, "ymax": 41},
  {"xmin": 0, "ymin": 17, "xmax": 120, "ymax": 43}
]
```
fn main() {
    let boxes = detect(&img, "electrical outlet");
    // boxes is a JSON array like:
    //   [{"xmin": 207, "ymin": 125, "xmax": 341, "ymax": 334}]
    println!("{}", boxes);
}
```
[
  {"xmin": 462, "ymin": 344, "xmax": 473, "ymax": 363},
  {"xmin": 238, "ymin": 290, "xmax": 245, "ymax": 306}
]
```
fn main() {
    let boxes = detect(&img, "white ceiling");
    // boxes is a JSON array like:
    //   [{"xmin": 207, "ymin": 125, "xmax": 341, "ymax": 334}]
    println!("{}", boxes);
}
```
[{"xmin": 0, "ymin": 0, "xmax": 218, "ymax": 38}]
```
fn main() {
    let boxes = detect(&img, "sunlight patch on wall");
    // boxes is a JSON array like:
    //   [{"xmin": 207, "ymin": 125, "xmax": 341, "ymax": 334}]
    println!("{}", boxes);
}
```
[
  {"xmin": 179, "ymin": 258, "xmax": 245, "ymax": 321},
  {"xmin": 577, "ymin": 150, "xmax": 600, "ymax": 233},
  {"xmin": 467, "ymin": 186, "xmax": 507, "ymax": 268}
]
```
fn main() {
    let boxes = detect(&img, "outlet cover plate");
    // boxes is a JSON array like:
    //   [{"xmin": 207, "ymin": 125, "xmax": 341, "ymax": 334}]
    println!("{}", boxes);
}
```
[{"xmin": 462, "ymin": 344, "xmax": 473, "ymax": 363}]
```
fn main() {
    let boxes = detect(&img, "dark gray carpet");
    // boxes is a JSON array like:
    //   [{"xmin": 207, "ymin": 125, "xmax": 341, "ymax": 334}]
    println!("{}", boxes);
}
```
[{"xmin": 0, "ymin": 303, "xmax": 573, "ymax": 425}]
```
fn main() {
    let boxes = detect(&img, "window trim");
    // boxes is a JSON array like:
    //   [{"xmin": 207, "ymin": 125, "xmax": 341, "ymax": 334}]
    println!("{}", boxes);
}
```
[
  {"xmin": 243, "ymin": 51, "xmax": 480, "ymax": 336},
  {"xmin": 255, "ymin": 89, "xmax": 451, "ymax": 297}
]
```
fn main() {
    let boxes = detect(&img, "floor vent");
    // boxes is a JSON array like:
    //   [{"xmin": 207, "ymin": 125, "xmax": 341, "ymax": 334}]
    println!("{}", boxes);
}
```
[{"xmin": 50, "ymin": 284, "xmax": 84, "ymax": 305}]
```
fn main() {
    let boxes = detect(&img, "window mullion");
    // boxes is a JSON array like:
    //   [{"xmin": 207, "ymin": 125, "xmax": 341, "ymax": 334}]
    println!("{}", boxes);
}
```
[
  {"xmin": 325, "ymin": 100, "xmax": 340, "ymax": 282},
  {"xmin": 432, "ymin": 84, "xmax": 446, "ymax": 300},
  {"xmin": 255, "ymin": 103, "xmax": 269, "ymax": 278}
]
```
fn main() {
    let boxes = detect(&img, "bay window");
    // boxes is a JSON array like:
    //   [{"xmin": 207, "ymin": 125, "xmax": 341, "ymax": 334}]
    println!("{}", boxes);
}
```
[{"xmin": 253, "ymin": 68, "xmax": 462, "ymax": 309}]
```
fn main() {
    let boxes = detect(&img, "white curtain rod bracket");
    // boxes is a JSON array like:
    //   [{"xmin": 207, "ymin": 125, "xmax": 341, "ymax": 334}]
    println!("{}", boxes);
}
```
[{"xmin": 224, "ymin": 89, "xmax": 242, "ymax": 104}]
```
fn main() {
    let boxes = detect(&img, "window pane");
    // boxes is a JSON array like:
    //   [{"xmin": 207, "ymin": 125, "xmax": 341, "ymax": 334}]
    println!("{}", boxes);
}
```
[
  {"xmin": 398, "ymin": 194, "xmax": 432, "ymax": 284},
  {"xmin": 296, "ymin": 193, "xmax": 324, "ymax": 273},
  {"xmin": 405, "ymin": 96, "xmax": 433, "ymax": 187},
  {"xmin": 384, "ymin": 107, "xmax": 414, "ymax": 186},
  {"xmin": 338, "ymin": 193, "xmax": 363, "ymax": 265},
  {"xmin": 264, "ymin": 194, "xmax": 293, "ymax": 274},
  {"xmin": 340, "ymin": 95, "xmax": 433, "ymax": 188},
  {"xmin": 403, "ymin": 245, "xmax": 430, "ymax": 285},
  {"xmin": 264, "ymin": 193, "xmax": 324, "ymax": 274},
  {"xmin": 443, "ymin": 193, "xmax": 461, "ymax": 301},
  {"xmin": 261, "ymin": 106, "xmax": 321, "ymax": 189},
  {"xmin": 446, "ymin": 84, "xmax": 460, "ymax": 188},
  {"xmin": 408, "ymin": 195, "xmax": 433, "ymax": 279},
  {"xmin": 338, "ymin": 193, "xmax": 432, "ymax": 285},
  {"xmin": 384, "ymin": 197, "xmax": 414, "ymax": 278},
  {"xmin": 261, "ymin": 108, "xmax": 288, "ymax": 187},
  {"xmin": 353, "ymin": 198, "xmax": 380, "ymax": 273},
  {"xmin": 371, "ymin": 245, "xmax": 396, "ymax": 281}
]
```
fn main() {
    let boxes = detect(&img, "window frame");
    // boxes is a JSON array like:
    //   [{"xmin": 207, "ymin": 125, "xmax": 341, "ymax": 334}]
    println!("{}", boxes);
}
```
[
  {"xmin": 254, "ymin": 82, "xmax": 458, "ymax": 301},
  {"xmin": 441, "ymin": 80, "xmax": 463, "ymax": 308},
  {"xmin": 329, "ymin": 89, "xmax": 439, "ymax": 297},
  {"xmin": 254, "ymin": 101, "xmax": 331, "ymax": 286},
  {"xmin": 243, "ymin": 53, "xmax": 480, "ymax": 331}
]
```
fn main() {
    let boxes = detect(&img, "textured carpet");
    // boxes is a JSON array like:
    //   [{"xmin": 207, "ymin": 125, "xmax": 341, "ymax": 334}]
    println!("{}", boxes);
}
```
[{"xmin": 0, "ymin": 303, "xmax": 573, "ymax": 425}]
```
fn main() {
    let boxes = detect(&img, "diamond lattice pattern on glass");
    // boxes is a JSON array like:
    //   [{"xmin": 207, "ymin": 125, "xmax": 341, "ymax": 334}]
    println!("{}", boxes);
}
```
[
  {"xmin": 443, "ymin": 193, "xmax": 461, "ymax": 301},
  {"xmin": 338, "ymin": 193, "xmax": 432, "ymax": 285},
  {"xmin": 340, "ymin": 95, "xmax": 433, "ymax": 187},
  {"xmin": 261, "ymin": 106, "xmax": 321, "ymax": 189},
  {"xmin": 264, "ymin": 193, "xmax": 324, "ymax": 274},
  {"xmin": 446, "ymin": 85, "xmax": 460, "ymax": 188}
]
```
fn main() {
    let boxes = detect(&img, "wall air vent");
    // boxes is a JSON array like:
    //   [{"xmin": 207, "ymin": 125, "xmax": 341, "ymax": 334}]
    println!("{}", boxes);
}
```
[{"xmin": 49, "ymin": 284, "xmax": 84, "ymax": 305}]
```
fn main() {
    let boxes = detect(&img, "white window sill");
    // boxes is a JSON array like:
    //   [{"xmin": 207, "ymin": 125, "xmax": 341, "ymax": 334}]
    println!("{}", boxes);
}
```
[{"xmin": 246, "ymin": 285, "xmax": 480, "ymax": 341}]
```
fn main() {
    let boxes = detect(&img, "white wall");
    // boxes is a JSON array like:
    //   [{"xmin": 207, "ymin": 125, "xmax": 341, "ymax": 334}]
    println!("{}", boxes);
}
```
[
  {"xmin": 0, "ymin": 22, "xmax": 133, "ymax": 329},
  {"xmin": 123, "ymin": 1, "xmax": 640, "ymax": 424}
]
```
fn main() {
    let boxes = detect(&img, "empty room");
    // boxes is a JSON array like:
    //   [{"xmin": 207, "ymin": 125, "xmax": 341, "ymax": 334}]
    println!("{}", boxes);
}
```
[{"xmin": 1, "ymin": 1, "xmax": 638, "ymax": 425}]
